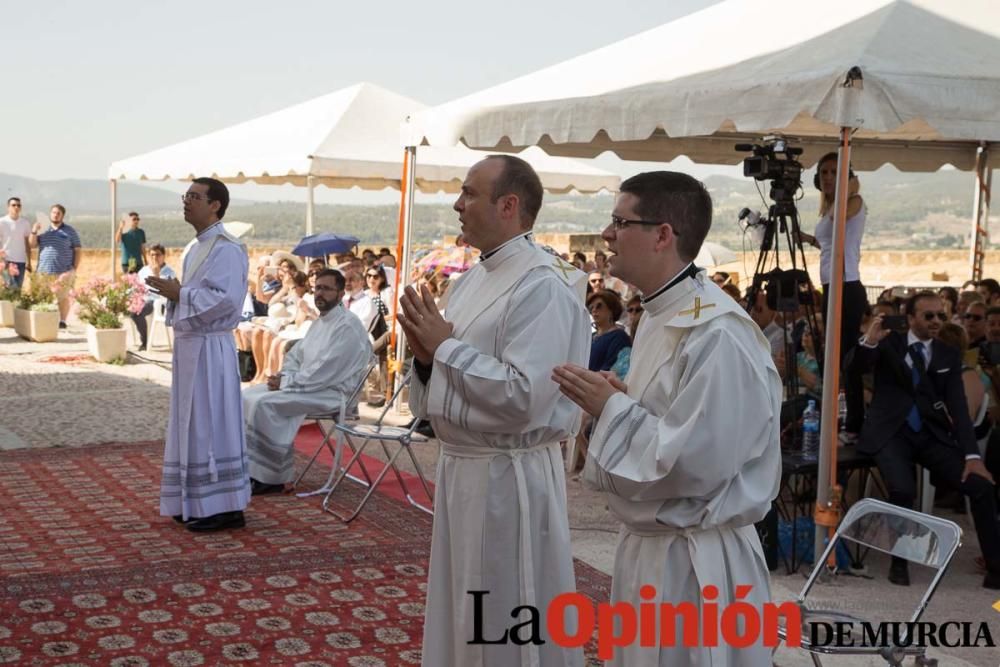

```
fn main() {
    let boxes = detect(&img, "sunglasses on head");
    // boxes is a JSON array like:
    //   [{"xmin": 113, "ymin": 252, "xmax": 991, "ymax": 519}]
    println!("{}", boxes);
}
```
[
  {"xmin": 963, "ymin": 313, "xmax": 984, "ymax": 321},
  {"xmin": 922, "ymin": 311, "xmax": 948, "ymax": 322}
]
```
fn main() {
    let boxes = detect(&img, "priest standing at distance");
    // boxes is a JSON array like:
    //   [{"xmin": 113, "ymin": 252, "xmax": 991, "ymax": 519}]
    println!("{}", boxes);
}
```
[
  {"xmin": 399, "ymin": 155, "xmax": 590, "ymax": 667},
  {"xmin": 553, "ymin": 171, "xmax": 781, "ymax": 666},
  {"xmin": 147, "ymin": 177, "xmax": 251, "ymax": 532}
]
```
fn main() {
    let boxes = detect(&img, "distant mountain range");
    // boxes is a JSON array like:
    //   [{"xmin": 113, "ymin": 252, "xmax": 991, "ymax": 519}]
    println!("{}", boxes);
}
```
[
  {"xmin": 1, "ymin": 168, "xmax": 991, "ymax": 251},
  {"xmin": 0, "ymin": 173, "xmax": 182, "ymax": 215}
]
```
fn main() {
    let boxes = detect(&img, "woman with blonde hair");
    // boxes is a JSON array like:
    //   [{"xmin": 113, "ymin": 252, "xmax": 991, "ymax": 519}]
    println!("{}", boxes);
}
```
[{"xmin": 797, "ymin": 152, "xmax": 869, "ymax": 443}]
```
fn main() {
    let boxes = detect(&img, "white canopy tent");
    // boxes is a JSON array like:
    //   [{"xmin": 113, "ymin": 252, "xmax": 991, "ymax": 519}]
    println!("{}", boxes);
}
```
[
  {"xmin": 107, "ymin": 81, "xmax": 618, "ymax": 279},
  {"xmin": 406, "ymin": 0, "xmax": 1000, "ymax": 564}
]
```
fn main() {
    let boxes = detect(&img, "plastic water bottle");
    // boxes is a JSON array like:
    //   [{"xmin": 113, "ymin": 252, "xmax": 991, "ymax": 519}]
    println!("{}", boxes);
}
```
[
  {"xmin": 837, "ymin": 391, "xmax": 847, "ymax": 432},
  {"xmin": 802, "ymin": 400, "xmax": 820, "ymax": 461}
]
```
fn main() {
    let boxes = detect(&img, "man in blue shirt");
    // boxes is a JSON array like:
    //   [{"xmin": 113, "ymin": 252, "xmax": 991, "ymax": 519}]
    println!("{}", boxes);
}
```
[
  {"xmin": 132, "ymin": 244, "xmax": 176, "ymax": 349},
  {"xmin": 29, "ymin": 204, "xmax": 81, "ymax": 328}
]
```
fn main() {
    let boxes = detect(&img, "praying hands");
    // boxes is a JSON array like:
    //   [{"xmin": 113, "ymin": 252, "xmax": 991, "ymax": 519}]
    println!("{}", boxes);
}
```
[
  {"xmin": 146, "ymin": 275, "xmax": 181, "ymax": 302},
  {"xmin": 551, "ymin": 365, "xmax": 627, "ymax": 417},
  {"xmin": 397, "ymin": 284, "xmax": 453, "ymax": 365}
]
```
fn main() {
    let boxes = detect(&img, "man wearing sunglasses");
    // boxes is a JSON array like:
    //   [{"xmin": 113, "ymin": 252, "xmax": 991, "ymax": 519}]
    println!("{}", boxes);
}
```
[
  {"xmin": 963, "ymin": 301, "xmax": 988, "ymax": 350},
  {"xmin": 854, "ymin": 291, "xmax": 1000, "ymax": 589},
  {"xmin": 552, "ymin": 171, "xmax": 782, "ymax": 666},
  {"xmin": 0, "ymin": 197, "xmax": 31, "ymax": 288}
]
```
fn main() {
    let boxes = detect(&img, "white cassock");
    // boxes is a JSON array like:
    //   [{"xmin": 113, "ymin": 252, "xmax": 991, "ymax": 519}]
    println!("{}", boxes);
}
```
[
  {"xmin": 243, "ymin": 304, "xmax": 372, "ymax": 484},
  {"xmin": 410, "ymin": 233, "xmax": 590, "ymax": 667},
  {"xmin": 161, "ymin": 222, "xmax": 251, "ymax": 520},
  {"xmin": 583, "ymin": 270, "xmax": 781, "ymax": 667}
]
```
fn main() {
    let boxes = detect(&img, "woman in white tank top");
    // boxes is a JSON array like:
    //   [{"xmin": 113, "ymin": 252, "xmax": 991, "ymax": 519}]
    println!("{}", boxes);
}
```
[{"xmin": 797, "ymin": 152, "xmax": 869, "ymax": 442}]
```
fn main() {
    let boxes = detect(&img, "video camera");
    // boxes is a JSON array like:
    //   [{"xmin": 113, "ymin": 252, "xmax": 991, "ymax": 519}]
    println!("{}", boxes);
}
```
[{"xmin": 735, "ymin": 137, "xmax": 803, "ymax": 206}]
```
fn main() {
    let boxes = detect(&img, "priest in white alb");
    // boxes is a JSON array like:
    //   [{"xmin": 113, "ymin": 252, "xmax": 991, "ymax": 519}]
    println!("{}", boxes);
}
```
[
  {"xmin": 398, "ymin": 155, "xmax": 590, "ymax": 667},
  {"xmin": 243, "ymin": 268, "xmax": 372, "ymax": 493},
  {"xmin": 147, "ymin": 178, "xmax": 252, "ymax": 533},
  {"xmin": 553, "ymin": 171, "xmax": 781, "ymax": 667}
]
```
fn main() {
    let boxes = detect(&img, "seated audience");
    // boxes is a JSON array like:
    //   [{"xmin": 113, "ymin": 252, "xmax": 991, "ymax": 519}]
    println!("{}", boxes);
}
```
[
  {"xmin": 979, "ymin": 278, "xmax": 1000, "ymax": 306},
  {"xmin": 938, "ymin": 323, "xmax": 990, "ymax": 442},
  {"xmin": 132, "ymin": 244, "xmax": 175, "ymax": 350},
  {"xmin": 243, "ymin": 269, "xmax": 372, "ymax": 494},
  {"xmin": 342, "ymin": 269, "xmax": 375, "ymax": 330},
  {"xmin": 852, "ymin": 291, "xmax": 1000, "ymax": 589},
  {"xmin": 610, "ymin": 295, "xmax": 642, "ymax": 380},
  {"xmin": 938, "ymin": 286, "xmax": 959, "ymax": 320},
  {"xmin": 963, "ymin": 301, "xmax": 989, "ymax": 349},
  {"xmin": 956, "ymin": 290, "xmax": 984, "ymax": 322},
  {"xmin": 586, "ymin": 289, "xmax": 630, "ymax": 372}
]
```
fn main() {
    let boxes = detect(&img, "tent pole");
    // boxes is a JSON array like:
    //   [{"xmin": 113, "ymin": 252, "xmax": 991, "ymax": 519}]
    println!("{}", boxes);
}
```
[
  {"xmin": 306, "ymin": 175, "xmax": 315, "ymax": 237},
  {"xmin": 389, "ymin": 147, "xmax": 417, "ymax": 404},
  {"xmin": 969, "ymin": 143, "xmax": 991, "ymax": 282},
  {"xmin": 110, "ymin": 179, "xmax": 118, "ymax": 279},
  {"xmin": 814, "ymin": 127, "xmax": 853, "ymax": 567}
]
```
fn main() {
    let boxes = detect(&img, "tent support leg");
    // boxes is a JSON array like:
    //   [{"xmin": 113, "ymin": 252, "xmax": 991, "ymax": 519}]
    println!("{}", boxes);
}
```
[
  {"xmin": 110, "ymin": 179, "xmax": 118, "ymax": 279},
  {"xmin": 969, "ymin": 143, "xmax": 991, "ymax": 282},
  {"xmin": 389, "ymin": 147, "xmax": 417, "ymax": 409},
  {"xmin": 306, "ymin": 175, "xmax": 315, "ymax": 237},
  {"xmin": 814, "ymin": 127, "xmax": 853, "ymax": 567}
]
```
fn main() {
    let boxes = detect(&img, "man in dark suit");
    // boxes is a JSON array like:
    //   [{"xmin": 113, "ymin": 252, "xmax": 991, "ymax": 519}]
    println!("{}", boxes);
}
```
[{"xmin": 854, "ymin": 291, "xmax": 1000, "ymax": 589}]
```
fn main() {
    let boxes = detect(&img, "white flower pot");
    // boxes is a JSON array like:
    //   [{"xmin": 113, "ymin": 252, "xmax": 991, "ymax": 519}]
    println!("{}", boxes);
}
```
[
  {"xmin": 0, "ymin": 300, "xmax": 14, "ymax": 327},
  {"xmin": 13, "ymin": 308, "xmax": 59, "ymax": 342},
  {"xmin": 86, "ymin": 324, "xmax": 128, "ymax": 363}
]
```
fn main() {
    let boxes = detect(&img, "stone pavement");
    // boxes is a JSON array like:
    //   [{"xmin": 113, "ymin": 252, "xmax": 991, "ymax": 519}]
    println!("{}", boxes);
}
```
[{"xmin": 1, "ymin": 321, "xmax": 996, "ymax": 665}]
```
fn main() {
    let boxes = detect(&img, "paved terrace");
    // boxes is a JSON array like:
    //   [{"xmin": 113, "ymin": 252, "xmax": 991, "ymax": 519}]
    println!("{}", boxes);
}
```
[{"xmin": 1, "ymin": 320, "xmax": 997, "ymax": 666}]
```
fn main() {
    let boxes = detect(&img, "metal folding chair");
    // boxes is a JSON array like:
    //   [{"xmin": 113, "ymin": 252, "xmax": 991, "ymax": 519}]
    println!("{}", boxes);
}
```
[
  {"xmin": 322, "ymin": 369, "xmax": 434, "ymax": 523},
  {"xmin": 778, "ymin": 498, "xmax": 962, "ymax": 666},
  {"xmin": 293, "ymin": 357, "xmax": 378, "ymax": 497}
]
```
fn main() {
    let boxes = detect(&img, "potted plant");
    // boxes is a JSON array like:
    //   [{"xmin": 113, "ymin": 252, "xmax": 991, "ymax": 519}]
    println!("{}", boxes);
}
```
[
  {"xmin": 72, "ymin": 275, "xmax": 148, "ymax": 362},
  {"xmin": 0, "ymin": 252, "xmax": 20, "ymax": 327},
  {"xmin": 14, "ymin": 274, "xmax": 60, "ymax": 342}
]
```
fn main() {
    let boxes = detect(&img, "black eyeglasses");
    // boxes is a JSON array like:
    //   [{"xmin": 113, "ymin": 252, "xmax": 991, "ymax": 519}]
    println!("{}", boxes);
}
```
[
  {"xmin": 366, "ymin": 273, "xmax": 380, "ymax": 278},
  {"xmin": 627, "ymin": 307, "xmax": 643, "ymax": 313},
  {"xmin": 922, "ymin": 312, "xmax": 949, "ymax": 322},
  {"xmin": 610, "ymin": 214, "xmax": 676, "ymax": 233},
  {"xmin": 963, "ymin": 313, "xmax": 984, "ymax": 321}
]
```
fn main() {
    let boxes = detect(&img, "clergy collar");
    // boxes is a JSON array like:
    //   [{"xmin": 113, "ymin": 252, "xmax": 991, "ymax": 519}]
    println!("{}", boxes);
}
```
[
  {"xmin": 640, "ymin": 262, "xmax": 698, "ymax": 305},
  {"xmin": 479, "ymin": 231, "xmax": 532, "ymax": 262},
  {"xmin": 196, "ymin": 221, "xmax": 224, "ymax": 240},
  {"xmin": 479, "ymin": 232, "xmax": 533, "ymax": 271}
]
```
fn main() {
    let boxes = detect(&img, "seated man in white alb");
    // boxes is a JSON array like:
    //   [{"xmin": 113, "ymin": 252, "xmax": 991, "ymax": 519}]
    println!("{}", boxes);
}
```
[{"xmin": 243, "ymin": 269, "xmax": 372, "ymax": 494}]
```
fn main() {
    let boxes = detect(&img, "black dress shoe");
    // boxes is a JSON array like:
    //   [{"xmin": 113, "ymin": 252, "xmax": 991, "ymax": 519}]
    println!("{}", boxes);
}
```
[
  {"xmin": 172, "ymin": 514, "xmax": 187, "ymax": 524},
  {"xmin": 366, "ymin": 398, "xmax": 386, "ymax": 408},
  {"xmin": 185, "ymin": 511, "xmax": 245, "ymax": 532},
  {"xmin": 888, "ymin": 557, "xmax": 910, "ymax": 586},
  {"xmin": 250, "ymin": 478, "xmax": 284, "ymax": 496},
  {"xmin": 415, "ymin": 420, "xmax": 435, "ymax": 438}
]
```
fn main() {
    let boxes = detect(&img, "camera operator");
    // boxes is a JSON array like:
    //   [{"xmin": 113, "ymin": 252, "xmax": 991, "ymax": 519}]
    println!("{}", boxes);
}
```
[{"xmin": 796, "ymin": 152, "xmax": 868, "ymax": 443}]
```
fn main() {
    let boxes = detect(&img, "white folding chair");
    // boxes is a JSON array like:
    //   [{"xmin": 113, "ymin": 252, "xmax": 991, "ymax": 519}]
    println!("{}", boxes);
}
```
[
  {"xmin": 778, "ymin": 498, "xmax": 961, "ymax": 666},
  {"xmin": 322, "ymin": 369, "xmax": 434, "ymax": 523},
  {"xmin": 293, "ymin": 357, "xmax": 378, "ymax": 497},
  {"xmin": 148, "ymin": 299, "xmax": 173, "ymax": 350}
]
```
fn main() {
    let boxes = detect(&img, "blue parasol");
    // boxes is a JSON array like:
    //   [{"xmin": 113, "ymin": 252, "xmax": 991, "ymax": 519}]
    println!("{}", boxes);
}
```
[{"xmin": 291, "ymin": 232, "xmax": 360, "ymax": 257}]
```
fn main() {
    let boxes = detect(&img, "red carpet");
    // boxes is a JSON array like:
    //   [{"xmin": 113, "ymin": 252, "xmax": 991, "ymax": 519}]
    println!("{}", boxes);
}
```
[{"xmin": 0, "ymin": 441, "xmax": 611, "ymax": 665}]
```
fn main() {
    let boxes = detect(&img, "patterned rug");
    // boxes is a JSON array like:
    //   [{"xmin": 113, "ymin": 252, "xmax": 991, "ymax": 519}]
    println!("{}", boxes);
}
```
[{"xmin": 0, "ymin": 441, "xmax": 610, "ymax": 665}]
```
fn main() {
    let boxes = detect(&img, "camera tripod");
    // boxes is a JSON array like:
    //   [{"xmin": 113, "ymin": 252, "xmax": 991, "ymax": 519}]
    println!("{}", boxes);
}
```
[{"xmin": 744, "ymin": 201, "xmax": 825, "ymax": 421}]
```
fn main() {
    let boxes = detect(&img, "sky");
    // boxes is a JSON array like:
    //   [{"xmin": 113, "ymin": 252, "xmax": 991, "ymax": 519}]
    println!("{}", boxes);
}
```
[{"xmin": 1, "ymin": 0, "xmax": 735, "ymax": 204}]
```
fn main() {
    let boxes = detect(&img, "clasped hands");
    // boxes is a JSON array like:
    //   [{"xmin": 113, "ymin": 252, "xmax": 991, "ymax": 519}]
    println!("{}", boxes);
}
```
[
  {"xmin": 397, "ymin": 285, "xmax": 454, "ymax": 365},
  {"xmin": 145, "ymin": 275, "xmax": 181, "ymax": 302},
  {"xmin": 551, "ymin": 365, "xmax": 626, "ymax": 417}
]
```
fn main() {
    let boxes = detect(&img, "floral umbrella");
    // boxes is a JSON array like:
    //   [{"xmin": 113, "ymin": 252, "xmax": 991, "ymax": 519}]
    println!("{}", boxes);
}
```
[{"xmin": 410, "ymin": 246, "xmax": 480, "ymax": 278}]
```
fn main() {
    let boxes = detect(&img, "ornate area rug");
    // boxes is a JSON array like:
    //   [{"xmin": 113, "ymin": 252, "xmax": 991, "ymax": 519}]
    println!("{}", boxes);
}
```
[{"xmin": 0, "ymin": 441, "xmax": 610, "ymax": 665}]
